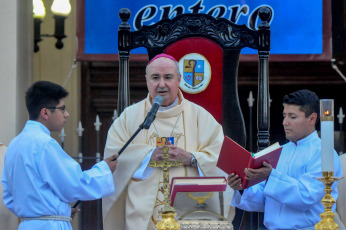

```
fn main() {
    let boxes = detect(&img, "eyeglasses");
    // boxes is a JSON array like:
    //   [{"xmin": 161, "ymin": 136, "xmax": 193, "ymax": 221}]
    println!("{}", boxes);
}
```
[{"xmin": 46, "ymin": 105, "xmax": 66, "ymax": 113}]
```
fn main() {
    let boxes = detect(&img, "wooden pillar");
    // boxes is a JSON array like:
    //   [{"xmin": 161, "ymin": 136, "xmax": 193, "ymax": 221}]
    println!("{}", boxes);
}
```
[{"xmin": 118, "ymin": 8, "xmax": 131, "ymax": 115}]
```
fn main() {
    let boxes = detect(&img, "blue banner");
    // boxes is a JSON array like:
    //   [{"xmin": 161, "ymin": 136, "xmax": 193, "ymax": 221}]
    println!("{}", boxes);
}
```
[{"xmin": 84, "ymin": 0, "xmax": 323, "ymax": 55}]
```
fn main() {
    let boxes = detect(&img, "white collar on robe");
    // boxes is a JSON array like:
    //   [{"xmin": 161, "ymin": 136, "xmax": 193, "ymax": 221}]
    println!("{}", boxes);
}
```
[
  {"xmin": 158, "ymin": 97, "xmax": 178, "ymax": 111},
  {"xmin": 146, "ymin": 90, "xmax": 185, "ymax": 119},
  {"xmin": 293, "ymin": 130, "xmax": 318, "ymax": 146}
]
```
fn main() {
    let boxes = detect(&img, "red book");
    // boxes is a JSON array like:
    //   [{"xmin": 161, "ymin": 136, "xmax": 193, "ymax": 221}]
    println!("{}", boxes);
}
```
[
  {"xmin": 217, "ymin": 136, "xmax": 282, "ymax": 189},
  {"xmin": 170, "ymin": 177, "xmax": 227, "ymax": 206}
]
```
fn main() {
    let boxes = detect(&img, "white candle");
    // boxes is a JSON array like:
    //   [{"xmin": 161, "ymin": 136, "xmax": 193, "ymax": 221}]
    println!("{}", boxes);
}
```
[
  {"xmin": 321, "ymin": 121, "xmax": 334, "ymax": 171},
  {"xmin": 320, "ymin": 99, "xmax": 334, "ymax": 172}
]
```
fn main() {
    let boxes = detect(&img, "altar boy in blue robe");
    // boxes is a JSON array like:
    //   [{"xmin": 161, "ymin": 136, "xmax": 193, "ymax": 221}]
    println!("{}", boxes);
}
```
[
  {"xmin": 2, "ymin": 81, "xmax": 118, "ymax": 230},
  {"xmin": 228, "ymin": 89, "xmax": 342, "ymax": 229}
]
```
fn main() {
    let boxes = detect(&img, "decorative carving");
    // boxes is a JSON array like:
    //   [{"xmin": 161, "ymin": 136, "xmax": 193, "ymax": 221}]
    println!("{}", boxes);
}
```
[{"xmin": 131, "ymin": 14, "xmax": 258, "ymax": 50}]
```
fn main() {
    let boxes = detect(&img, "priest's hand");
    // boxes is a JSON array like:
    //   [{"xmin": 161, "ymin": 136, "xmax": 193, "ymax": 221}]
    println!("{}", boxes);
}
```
[
  {"xmin": 228, "ymin": 173, "xmax": 243, "ymax": 190},
  {"xmin": 244, "ymin": 161, "xmax": 272, "ymax": 181},
  {"xmin": 104, "ymin": 154, "xmax": 118, "ymax": 173},
  {"xmin": 150, "ymin": 145, "xmax": 192, "ymax": 166},
  {"xmin": 167, "ymin": 145, "xmax": 192, "ymax": 166},
  {"xmin": 150, "ymin": 147, "xmax": 164, "ymax": 161}
]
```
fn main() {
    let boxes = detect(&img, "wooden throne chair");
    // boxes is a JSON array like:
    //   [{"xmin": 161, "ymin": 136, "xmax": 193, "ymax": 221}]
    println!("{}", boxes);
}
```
[{"xmin": 116, "ymin": 7, "xmax": 271, "ymax": 229}]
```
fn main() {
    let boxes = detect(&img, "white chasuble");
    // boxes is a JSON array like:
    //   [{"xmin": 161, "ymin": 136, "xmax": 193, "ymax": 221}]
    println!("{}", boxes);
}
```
[{"xmin": 102, "ymin": 91, "xmax": 234, "ymax": 230}]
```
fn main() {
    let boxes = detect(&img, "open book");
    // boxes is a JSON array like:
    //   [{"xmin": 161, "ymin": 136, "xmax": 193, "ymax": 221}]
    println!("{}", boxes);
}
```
[
  {"xmin": 170, "ymin": 177, "xmax": 227, "ymax": 206},
  {"xmin": 216, "ymin": 136, "xmax": 282, "ymax": 189}
]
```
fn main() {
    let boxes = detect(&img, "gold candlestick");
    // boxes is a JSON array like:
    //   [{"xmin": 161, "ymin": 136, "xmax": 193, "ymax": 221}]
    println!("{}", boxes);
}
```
[{"xmin": 315, "ymin": 171, "xmax": 342, "ymax": 230}]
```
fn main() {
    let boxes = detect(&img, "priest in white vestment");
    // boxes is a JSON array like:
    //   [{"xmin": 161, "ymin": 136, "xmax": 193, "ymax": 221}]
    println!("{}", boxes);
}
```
[
  {"xmin": 102, "ymin": 54, "xmax": 235, "ymax": 230},
  {"xmin": 0, "ymin": 143, "xmax": 18, "ymax": 230}
]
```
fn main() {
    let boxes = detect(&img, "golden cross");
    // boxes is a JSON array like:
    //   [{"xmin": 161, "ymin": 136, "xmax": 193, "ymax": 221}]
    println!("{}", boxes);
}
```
[{"xmin": 149, "ymin": 145, "xmax": 183, "ymax": 210}]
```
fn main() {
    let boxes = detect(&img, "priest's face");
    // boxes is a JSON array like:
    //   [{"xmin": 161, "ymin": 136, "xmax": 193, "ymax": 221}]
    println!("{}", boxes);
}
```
[
  {"xmin": 146, "ymin": 57, "xmax": 181, "ymax": 106},
  {"xmin": 282, "ymin": 104, "xmax": 316, "ymax": 143}
]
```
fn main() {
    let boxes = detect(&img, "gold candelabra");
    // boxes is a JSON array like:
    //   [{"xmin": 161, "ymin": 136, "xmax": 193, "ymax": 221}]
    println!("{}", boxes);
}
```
[{"xmin": 315, "ymin": 171, "xmax": 342, "ymax": 230}]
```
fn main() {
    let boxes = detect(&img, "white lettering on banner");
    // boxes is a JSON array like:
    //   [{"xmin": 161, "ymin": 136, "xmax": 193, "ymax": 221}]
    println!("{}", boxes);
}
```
[{"xmin": 132, "ymin": 0, "xmax": 273, "ymax": 30}]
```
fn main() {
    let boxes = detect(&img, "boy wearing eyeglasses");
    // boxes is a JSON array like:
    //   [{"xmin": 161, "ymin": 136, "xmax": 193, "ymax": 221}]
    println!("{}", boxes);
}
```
[{"xmin": 1, "ymin": 81, "xmax": 118, "ymax": 230}]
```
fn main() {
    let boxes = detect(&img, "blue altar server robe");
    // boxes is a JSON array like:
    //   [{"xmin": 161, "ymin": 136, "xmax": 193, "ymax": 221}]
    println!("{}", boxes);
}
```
[
  {"xmin": 232, "ymin": 131, "xmax": 342, "ymax": 230},
  {"xmin": 1, "ymin": 120, "xmax": 115, "ymax": 230}
]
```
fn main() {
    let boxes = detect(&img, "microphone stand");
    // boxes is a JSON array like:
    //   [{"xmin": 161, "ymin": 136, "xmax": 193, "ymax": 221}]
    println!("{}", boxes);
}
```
[
  {"xmin": 73, "ymin": 119, "xmax": 150, "ymax": 208},
  {"xmin": 112, "ymin": 122, "xmax": 145, "ymax": 160}
]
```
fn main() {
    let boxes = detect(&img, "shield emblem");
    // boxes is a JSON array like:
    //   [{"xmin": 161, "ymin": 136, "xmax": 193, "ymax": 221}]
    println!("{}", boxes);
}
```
[
  {"xmin": 183, "ymin": 59, "xmax": 204, "ymax": 87},
  {"xmin": 156, "ymin": 137, "xmax": 174, "ymax": 146}
]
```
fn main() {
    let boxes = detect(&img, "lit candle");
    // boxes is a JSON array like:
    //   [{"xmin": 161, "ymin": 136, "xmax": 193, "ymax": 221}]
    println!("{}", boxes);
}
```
[{"xmin": 320, "ymin": 99, "xmax": 334, "ymax": 172}]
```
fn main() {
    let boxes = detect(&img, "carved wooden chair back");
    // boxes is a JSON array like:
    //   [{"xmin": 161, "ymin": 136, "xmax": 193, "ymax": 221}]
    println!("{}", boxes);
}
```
[{"xmin": 117, "ymin": 8, "xmax": 271, "ymax": 149}]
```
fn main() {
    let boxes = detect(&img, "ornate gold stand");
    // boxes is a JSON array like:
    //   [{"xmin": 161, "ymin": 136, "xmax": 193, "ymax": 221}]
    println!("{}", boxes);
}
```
[
  {"xmin": 315, "ymin": 171, "xmax": 342, "ymax": 230},
  {"xmin": 149, "ymin": 146, "xmax": 183, "ymax": 230},
  {"xmin": 156, "ymin": 205, "xmax": 181, "ymax": 230}
]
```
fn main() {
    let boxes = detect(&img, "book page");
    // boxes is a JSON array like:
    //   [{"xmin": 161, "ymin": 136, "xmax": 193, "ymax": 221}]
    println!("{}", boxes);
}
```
[
  {"xmin": 172, "ymin": 178, "xmax": 226, "ymax": 186},
  {"xmin": 254, "ymin": 142, "xmax": 280, "ymax": 158}
]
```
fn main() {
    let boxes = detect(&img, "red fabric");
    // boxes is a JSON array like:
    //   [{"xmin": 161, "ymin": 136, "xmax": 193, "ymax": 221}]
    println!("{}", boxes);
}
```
[{"xmin": 165, "ymin": 38, "xmax": 223, "ymax": 123}]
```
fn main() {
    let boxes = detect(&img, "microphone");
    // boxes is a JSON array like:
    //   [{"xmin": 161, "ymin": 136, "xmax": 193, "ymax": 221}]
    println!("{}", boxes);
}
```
[{"xmin": 143, "ymin": 95, "xmax": 163, "ymax": 129}]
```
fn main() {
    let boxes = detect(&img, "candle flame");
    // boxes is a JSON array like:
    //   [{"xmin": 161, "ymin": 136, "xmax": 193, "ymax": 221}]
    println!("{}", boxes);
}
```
[{"xmin": 325, "ymin": 110, "xmax": 330, "ymax": 116}]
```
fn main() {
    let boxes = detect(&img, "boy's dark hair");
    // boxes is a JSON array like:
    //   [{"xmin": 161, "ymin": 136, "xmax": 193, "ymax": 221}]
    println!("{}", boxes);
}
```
[
  {"xmin": 25, "ymin": 81, "xmax": 69, "ymax": 120},
  {"xmin": 283, "ymin": 89, "xmax": 320, "ymax": 119}
]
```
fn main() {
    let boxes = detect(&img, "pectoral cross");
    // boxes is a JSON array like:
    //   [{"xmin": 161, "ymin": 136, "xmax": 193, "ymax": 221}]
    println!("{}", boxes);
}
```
[{"xmin": 149, "ymin": 145, "xmax": 183, "ymax": 212}]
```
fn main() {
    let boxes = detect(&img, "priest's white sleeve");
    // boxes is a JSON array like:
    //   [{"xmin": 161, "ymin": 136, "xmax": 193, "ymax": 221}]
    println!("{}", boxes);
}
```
[{"xmin": 132, "ymin": 148, "xmax": 155, "ymax": 180}]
